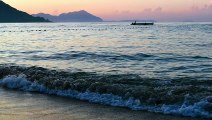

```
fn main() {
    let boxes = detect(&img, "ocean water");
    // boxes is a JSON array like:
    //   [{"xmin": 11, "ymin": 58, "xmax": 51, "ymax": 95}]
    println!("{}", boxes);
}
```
[{"xmin": 0, "ymin": 22, "xmax": 212, "ymax": 118}]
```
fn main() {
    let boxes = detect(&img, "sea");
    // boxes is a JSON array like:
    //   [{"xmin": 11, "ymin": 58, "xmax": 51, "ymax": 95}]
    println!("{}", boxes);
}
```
[{"xmin": 0, "ymin": 22, "xmax": 211, "ymax": 119}]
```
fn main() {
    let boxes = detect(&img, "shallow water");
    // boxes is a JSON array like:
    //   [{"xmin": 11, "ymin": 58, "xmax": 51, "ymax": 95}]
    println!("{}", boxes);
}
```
[
  {"xmin": 0, "ymin": 22, "xmax": 212, "ymax": 118},
  {"xmin": 0, "ymin": 88, "xmax": 199, "ymax": 120}
]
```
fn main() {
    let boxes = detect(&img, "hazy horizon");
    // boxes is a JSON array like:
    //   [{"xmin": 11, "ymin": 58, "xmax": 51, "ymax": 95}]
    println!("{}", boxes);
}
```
[{"xmin": 2, "ymin": 0, "xmax": 212, "ymax": 22}]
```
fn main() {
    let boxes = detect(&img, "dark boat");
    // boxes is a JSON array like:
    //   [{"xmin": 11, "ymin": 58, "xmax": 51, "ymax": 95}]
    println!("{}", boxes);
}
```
[{"xmin": 131, "ymin": 21, "xmax": 154, "ymax": 25}]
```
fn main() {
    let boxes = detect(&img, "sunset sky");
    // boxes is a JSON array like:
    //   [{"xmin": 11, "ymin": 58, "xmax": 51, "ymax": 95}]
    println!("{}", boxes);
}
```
[{"xmin": 2, "ymin": 0, "xmax": 212, "ymax": 21}]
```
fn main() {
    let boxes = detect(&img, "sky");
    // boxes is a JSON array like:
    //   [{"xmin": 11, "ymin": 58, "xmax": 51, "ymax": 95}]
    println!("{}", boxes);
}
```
[{"xmin": 2, "ymin": 0, "xmax": 212, "ymax": 21}]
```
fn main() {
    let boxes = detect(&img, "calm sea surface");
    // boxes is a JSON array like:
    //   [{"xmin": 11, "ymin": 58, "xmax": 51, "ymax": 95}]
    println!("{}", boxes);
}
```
[{"xmin": 0, "ymin": 22, "xmax": 211, "ymax": 78}]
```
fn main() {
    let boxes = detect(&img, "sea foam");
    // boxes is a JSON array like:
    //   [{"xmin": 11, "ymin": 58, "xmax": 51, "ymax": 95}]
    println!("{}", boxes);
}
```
[{"xmin": 0, "ymin": 75, "xmax": 211, "ymax": 119}]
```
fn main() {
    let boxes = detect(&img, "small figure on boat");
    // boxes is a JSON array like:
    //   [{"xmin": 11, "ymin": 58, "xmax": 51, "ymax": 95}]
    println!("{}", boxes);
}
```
[{"xmin": 131, "ymin": 21, "xmax": 136, "ymax": 25}]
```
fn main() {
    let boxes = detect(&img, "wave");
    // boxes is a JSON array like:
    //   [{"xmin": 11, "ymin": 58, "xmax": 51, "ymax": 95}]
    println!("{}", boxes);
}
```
[
  {"xmin": 28, "ymin": 51, "xmax": 154, "ymax": 62},
  {"xmin": 0, "ymin": 65, "xmax": 211, "ymax": 118},
  {"xmin": 25, "ymin": 51, "xmax": 212, "ymax": 63}
]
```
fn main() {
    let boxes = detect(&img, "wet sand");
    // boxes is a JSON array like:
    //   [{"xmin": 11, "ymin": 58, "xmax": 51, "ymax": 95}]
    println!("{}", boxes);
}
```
[{"xmin": 0, "ymin": 88, "xmax": 201, "ymax": 120}]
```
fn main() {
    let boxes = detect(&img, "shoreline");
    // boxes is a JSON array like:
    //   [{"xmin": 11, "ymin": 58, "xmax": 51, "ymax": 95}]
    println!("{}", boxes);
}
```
[{"xmin": 0, "ymin": 88, "xmax": 202, "ymax": 120}]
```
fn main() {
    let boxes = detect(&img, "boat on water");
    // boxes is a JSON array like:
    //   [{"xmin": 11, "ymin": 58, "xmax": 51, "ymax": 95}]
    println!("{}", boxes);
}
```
[{"xmin": 131, "ymin": 21, "xmax": 154, "ymax": 25}]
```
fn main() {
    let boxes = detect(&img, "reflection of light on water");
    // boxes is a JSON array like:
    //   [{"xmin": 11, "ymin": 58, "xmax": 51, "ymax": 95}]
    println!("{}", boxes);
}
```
[{"xmin": 0, "ymin": 23, "xmax": 212, "ymax": 78}]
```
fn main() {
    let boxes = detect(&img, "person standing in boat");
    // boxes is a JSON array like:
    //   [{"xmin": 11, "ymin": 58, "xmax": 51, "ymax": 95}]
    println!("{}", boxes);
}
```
[{"xmin": 132, "ymin": 21, "xmax": 136, "ymax": 25}]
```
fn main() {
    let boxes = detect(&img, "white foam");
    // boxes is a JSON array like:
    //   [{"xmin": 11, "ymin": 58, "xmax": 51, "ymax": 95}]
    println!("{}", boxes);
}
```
[{"xmin": 0, "ymin": 75, "xmax": 211, "ymax": 118}]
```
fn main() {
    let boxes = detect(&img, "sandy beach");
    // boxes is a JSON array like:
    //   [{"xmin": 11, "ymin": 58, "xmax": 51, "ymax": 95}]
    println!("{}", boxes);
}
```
[{"xmin": 0, "ymin": 88, "xmax": 202, "ymax": 120}]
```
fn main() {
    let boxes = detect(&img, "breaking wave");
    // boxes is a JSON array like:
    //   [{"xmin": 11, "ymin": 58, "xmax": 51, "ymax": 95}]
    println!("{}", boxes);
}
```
[{"xmin": 0, "ymin": 65, "xmax": 211, "ymax": 118}]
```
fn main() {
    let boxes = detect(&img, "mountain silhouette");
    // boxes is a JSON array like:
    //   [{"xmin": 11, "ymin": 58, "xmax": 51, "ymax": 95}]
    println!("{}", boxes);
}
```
[
  {"xmin": 0, "ymin": 1, "xmax": 50, "ymax": 23},
  {"xmin": 33, "ymin": 10, "xmax": 103, "ymax": 22}
]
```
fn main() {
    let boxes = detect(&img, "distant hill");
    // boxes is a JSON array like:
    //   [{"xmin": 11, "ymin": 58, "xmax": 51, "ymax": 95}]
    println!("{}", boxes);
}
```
[
  {"xmin": 33, "ymin": 10, "xmax": 103, "ymax": 22},
  {"xmin": 0, "ymin": 1, "xmax": 50, "ymax": 23}
]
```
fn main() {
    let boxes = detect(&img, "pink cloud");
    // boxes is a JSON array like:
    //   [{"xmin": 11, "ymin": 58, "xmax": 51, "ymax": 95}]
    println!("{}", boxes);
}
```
[
  {"xmin": 103, "ymin": 4, "xmax": 212, "ymax": 22},
  {"xmin": 154, "ymin": 7, "xmax": 162, "ymax": 12}
]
